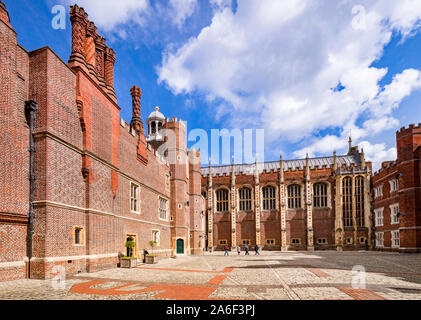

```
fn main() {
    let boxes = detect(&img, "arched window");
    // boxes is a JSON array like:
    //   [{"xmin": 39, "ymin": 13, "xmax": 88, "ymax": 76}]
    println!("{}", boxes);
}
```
[
  {"xmin": 262, "ymin": 186, "xmax": 276, "ymax": 210},
  {"xmin": 216, "ymin": 189, "xmax": 229, "ymax": 212},
  {"xmin": 287, "ymin": 185, "xmax": 301, "ymax": 209},
  {"xmin": 342, "ymin": 177, "xmax": 353, "ymax": 227},
  {"xmin": 355, "ymin": 176, "xmax": 365, "ymax": 227},
  {"xmin": 313, "ymin": 183, "xmax": 328, "ymax": 208},
  {"xmin": 239, "ymin": 187, "xmax": 252, "ymax": 211}
]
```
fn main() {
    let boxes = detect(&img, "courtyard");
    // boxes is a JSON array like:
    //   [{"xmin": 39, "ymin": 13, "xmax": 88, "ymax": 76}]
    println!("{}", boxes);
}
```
[{"xmin": 0, "ymin": 251, "xmax": 420, "ymax": 300}]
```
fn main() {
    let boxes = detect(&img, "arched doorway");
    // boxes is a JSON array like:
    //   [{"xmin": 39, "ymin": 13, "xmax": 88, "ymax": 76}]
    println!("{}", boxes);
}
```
[{"xmin": 176, "ymin": 239, "xmax": 184, "ymax": 254}]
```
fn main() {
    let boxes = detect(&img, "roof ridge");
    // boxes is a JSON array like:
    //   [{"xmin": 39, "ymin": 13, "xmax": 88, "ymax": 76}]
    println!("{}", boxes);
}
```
[{"xmin": 202, "ymin": 154, "xmax": 358, "ymax": 169}]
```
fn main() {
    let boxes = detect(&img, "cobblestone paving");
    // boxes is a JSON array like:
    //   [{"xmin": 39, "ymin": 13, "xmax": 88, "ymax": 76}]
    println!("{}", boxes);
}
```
[{"xmin": 0, "ymin": 251, "xmax": 421, "ymax": 300}]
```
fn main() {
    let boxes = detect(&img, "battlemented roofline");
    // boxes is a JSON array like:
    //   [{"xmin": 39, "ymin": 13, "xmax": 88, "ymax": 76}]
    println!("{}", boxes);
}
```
[{"xmin": 201, "ymin": 153, "xmax": 365, "ymax": 177}]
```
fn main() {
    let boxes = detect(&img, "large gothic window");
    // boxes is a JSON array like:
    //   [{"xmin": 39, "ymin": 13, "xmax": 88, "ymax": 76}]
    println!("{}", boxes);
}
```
[
  {"xmin": 216, "ymin": 189, "xmax": 229, "ymax": 212},
  {"xmin": 262, "ymin": 186, "xmax": 276, "ymax": 210},
  {"xmin": 239, "ymin": 187, "xmax": 252, "ymax": 211},
  {"xmin": 287, "ymin": 185, "xmax": 301, "ymax": 209},
  {"xmin": 313, "ymin": 183, "xmax": 328, "ymax": 208},
  {"xmin": 342, "ymin": 177, "xmax": 353, "ymax": 227},
  {"xmin": 355, "ymin": 176, "xmax": 365, "ymax": 227}
]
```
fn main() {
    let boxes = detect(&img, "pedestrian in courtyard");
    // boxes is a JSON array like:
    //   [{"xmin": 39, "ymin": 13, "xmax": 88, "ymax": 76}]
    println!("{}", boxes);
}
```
[
  {"xmin": 224, "ymin": 245, "xmax": 229, "ymax": 256},
  {"xmin": 245, "ymin": 244, "xmax": 249, "ymax": 255},
  {"xmin": 255, "ymin": 245, "xmax": 260, "ymax": 255},
  {"xmin": 237, "ymin": 246, "xmax": 241, "ymax": 255}
]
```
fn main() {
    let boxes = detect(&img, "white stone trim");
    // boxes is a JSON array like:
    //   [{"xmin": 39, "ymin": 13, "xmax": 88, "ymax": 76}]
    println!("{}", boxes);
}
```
[
  {"xmin": 0, "ymin": 261, "xmax": 26, "ymax": 268},
  {"xmin": 30, "ymin": 253, "xmax": 119, "ymax": 263},
  {"xmin": 33, "ymin": 200, "xmax": 170, "ymax": 228}
]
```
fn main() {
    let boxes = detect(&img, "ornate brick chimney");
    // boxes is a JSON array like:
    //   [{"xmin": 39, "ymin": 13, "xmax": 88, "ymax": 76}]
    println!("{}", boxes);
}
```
[
  {"xmin": 0, "ymin": 1, "xmax": 12, "ymax": 29},
  {"xmin": 105, "ymin": 47, "xmax": 116, "ymax": 96},
  {"xmin": 69, "ymin": 5, "xmax": 116, "ymax": 101},
  {"xmin": 130, "ymin": 86, "xmax": 148, "ymax": 165},
  {"xmin": 130, "ymin": 86, "xmax": 144, "ymax": 134}
]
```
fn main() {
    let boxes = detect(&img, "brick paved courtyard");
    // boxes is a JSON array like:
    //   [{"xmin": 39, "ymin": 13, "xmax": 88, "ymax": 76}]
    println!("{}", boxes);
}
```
[{"xmin": 1, "ymin": 251, "xmax": 421, "ymax": 300}]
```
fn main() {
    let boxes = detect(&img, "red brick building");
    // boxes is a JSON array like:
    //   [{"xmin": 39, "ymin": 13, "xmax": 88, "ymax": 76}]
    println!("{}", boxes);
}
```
[
  {"xmin": 0, "ymin": 3, "xmax": 205, "ymax": 281},
  {"xmin": 201, "ymin": 142, "xmax": 373, "ymax": 252},
  {"xmin": 372, "ymin": 124, "xmax": 421, "ymax": 253}
]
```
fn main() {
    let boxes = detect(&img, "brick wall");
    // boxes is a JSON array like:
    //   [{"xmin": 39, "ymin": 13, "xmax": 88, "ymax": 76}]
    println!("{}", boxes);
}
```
[{"xmin": 0, "ymin": 10, "xmax": 29, "ymax": 281}]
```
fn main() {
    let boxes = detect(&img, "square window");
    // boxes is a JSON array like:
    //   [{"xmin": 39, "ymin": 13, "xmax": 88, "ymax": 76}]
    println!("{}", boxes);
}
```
[
  {"xmin": 346, "ymin": 237, "xmax": 353, "ymax": 245},
  {"xmin": 266, "ymin": 239, "xmax": 275, "ymax": 245},
  {"xmin": 291, "ymin": 238, "xmax": 301, "ymax": 245},
  {"xmin": 219, "ymin": 240, "xmax": 228, "ymax": 245},
  {"xmin": 242, "ymin": 239, "xmax": 251, "ymax": 245},
  {"xmin": 317, "ymin": 238, "xmax": 327, "ymax": 244}
]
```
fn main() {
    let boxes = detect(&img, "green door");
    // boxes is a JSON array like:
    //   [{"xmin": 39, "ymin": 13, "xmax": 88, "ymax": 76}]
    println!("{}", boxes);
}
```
[{"xmin": 176, "ymin": 239, "xmax": 184, "ymax": 254}]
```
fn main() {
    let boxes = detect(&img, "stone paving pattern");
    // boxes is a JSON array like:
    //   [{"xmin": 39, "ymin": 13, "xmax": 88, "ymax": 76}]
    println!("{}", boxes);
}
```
[{"xmin": 0, "ymin": 251, "xmax": 421, "ymax": 300}]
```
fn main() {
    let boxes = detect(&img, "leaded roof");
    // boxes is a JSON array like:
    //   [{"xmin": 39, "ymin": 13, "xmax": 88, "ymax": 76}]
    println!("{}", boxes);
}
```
[{"xmin": 201, "ymin": 154, "xmax": 360, "ymax": 177}]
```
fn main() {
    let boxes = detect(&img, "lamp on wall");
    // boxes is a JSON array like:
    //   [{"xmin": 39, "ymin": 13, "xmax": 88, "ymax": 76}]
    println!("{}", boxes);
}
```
[{"xmin": 397, "ymin": 212, "xmax": 406, "ymax": 218}]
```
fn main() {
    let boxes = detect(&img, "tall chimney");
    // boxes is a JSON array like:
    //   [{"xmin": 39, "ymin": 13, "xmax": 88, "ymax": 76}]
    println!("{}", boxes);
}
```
[
  {"xmin": 130, "ymin": 86, "xmax": 144, "ymax": 134},
  {"xmin": 69, "ymin": 5, "xmax": 88, "ymax": 65},
  {"xmin": 105, "ymin": 47, "xmax": 116, "ymax": 95}
]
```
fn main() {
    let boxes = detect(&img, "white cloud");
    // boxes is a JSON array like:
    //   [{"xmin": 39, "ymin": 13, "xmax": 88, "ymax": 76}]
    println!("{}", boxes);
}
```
[
  {"xmin": 358, "ymin": 141, "xmax": 397, "ymax": 171},
  {"xmin": 157, "ymin": 0, "xmax": 421, "ymax": 161},
  {"xmin": 66, "ymin": 0, "xmax": 149, "ymax": 31},
  {"xmin": 169, "ymin": 0, "xmax": 198, "ymax": 28},
  {"xmin": 210, "ymin": 0, "xmax": 232, "ymax": 11}
]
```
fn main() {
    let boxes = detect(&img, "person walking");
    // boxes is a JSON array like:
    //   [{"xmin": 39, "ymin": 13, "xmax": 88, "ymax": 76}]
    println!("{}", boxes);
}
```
[
  {"xmin": 237, "ymin": 246, "xmax": 241, "ymax": 255},
  {"xmin": 245, "ymin": 244, "xmax": 249, "ymax": 255},
  {"xmin": 224, "ymin": 245, "xmax": 229, "ymax": 256},
  {"xmin": 255, "ymin": 245, "xmax": 260, "ymax": 255}
]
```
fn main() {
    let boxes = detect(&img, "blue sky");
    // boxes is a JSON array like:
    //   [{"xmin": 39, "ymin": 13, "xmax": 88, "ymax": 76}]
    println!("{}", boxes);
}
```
[{"xmin": 5, "ymin": 0, "xmax": 421, "ymax": 170}]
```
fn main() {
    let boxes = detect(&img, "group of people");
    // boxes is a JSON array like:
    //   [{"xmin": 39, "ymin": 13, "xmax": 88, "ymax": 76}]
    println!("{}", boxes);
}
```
[{"xmin": 224, "ymin": 244, "xmax": 260, "ymax": 256}]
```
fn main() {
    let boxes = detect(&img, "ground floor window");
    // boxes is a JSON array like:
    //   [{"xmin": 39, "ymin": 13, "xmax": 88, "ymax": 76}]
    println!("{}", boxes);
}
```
[
  {"xmin": 74, "ymin": 226, "xmax": 85, "ymax": 246},
  {"xmin": 375, "ymin": 232, "xmax": 384, "ymax": 248},
  {"xmin": 291, "ymin": 238, "xmax": 301, "ymax": 245},
  {"xmin": 317, "ymin": 238, "xmax": 328, "ymax": 245},
  {"xmin": 266, "ymin": 239, "xmax": 275, "ymax": 245},
  {"xmin": 219, "ymin": 240, "xmax": 228, "ymax": 246},
  {"xmin": 241, "ymin": 239, "xmax": 251, "ymax": 245},
  {"xmin": 152, "ymin": 230, "xmax": 160, "ymax": 246},
  {"xmin": 391, "ymin": 231, "xmax": 400, "ymax": 248}
]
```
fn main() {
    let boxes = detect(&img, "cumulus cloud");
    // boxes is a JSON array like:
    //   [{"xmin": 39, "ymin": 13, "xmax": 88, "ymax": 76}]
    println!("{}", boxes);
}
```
[
  {"xmin": 65, "ymin": 0, "xmax": 149, "ymax": 31},
  {"xmin": 157, "ymin": 0, "xmax": 421, "ymax": 167},
  {"xmin": 358, "ymin": 141, "xmax": 397, "ymax": 171},
  {"xmin": 169, "ymin": 0, "xmax": 198, "ymax": 28}
]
